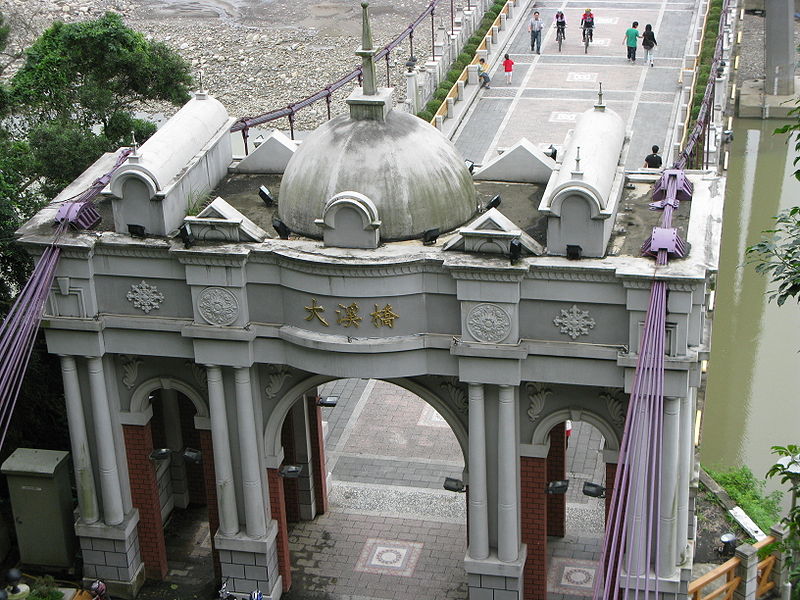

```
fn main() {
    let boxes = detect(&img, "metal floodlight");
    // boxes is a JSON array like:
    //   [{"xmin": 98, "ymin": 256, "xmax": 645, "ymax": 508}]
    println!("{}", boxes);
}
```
[
  {"xmin": 544, "ymin": 144, "xmax": 558, "ymax": 161},
  {"xmin": 178, "ymin": 223, "xmax": 195, "ymax": 248},
  {"xmin": 128, "ymin": 224, "xmax": 147, "ymax": 238},
  {"xmin": 722, "ymin": 130, "xmax": 734, "ymax": 144},
  {"xmin": 318, "ymin": 395, "xmax": 338, "ymax": 408},
  {"xmin": 582, "ymin": 481, "xmax": 606, "ymax": 498},
  {"xmin": 422, "ymin": 228, "xmax": 440, "ymax": 245},
  {"xmin": 566, "ymin": 244, "xmax": 582, "ymax": 260},
  {"xmin": 278, "ymin": 464, "xmax": 303, "ymax": 478},
  {"xmin": 181, "ymin": 447, "xmax": 202, "ymax": 465},
  {"xmin": 509, "ymin": 238, "xmax": 522, "ymax": 263},
  {"xmin": 6, "ymin": 568, "xmax": 22, "ymax": 594},
  {"xmin": 464, "ymin": 159, "xmax": 475, "ymax": 174},
  {"xmin": 272, "ymin": 218, "xmax": 291, "ymax": 240},
  {"xmin": 485, "ymin": 195, "xmax": 501, "ymax": 211},
  {"xmin": 149, "ymin": 448, "xmax": 172, "ymax": 461},
  {"xmin": 546, "ymin": 480, "xmax": 569, "ymax": 494},
  {"xmin": 719, "ymin": 532, "xmax": 737, "ymax": 556},
  {"xmin": 443, "ymin": 477, "xmax": 466, "ymax": 492},
  {"xmin": 259, "ymin": 186, "xmax": 274, "ymax": 206}
]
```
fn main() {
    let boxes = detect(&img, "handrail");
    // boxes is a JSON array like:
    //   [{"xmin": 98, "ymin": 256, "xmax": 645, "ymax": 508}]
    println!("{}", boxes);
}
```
[
  {"xmin": 687, "ymin": 536, "xmax": 777, "ymax": 600},
  {"xmin": 680, "ymin": 0, "xmax": 713, "ymax": 148}
]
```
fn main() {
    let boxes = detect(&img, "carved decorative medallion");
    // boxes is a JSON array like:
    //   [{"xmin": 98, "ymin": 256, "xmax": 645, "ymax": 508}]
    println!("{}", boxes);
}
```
[
  {"xmin": 120, "ymin": 355, "xmax": 142, "ymax": 390},
  {"xmin": 553, "ymin": 304, "xmax": 596, "ymax": 340},
  {"xmin": 440, "ymin": 377, "xmax": 468, "ymax": 414},
  {"xmin": 599, "ymin": 388, "xmax": 628, "ymax": 429},
  {"xmin": 126, "ymin": 281, "xmax": 164, "ymax": 314},
  {"xmin": 264, "ymin": 365, "xmax": 291, "ymax": 399},
  {"xmin": 198, "ymin": 287, "xmax": 239, "ymax": 326},
  {"xmin": 466, "ymin": 303, "xmax": 511, "ymax": 343},
  {"xmin": 526, "ymin": 383, "xmax": 552, "ymax": 423}
]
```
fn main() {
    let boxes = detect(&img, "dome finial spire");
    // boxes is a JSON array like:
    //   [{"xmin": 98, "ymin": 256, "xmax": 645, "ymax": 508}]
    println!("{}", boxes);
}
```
[{"xmin": 357, "ymin": 2, "xmax": 377, "ymax": 95}]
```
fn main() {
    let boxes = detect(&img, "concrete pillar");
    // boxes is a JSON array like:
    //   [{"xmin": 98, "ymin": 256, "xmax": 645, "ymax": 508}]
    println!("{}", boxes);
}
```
[
  {"xmin": 234, "ymin": 367, "xmax": 267, "ymax": 538},
  {"xmin": 605, "ymin": 461, "xmax": 617, "ymax": 523},
  {"xmin": 546, "ymin": 423, "xmax": 566, "ymax": 538},
  {"xmin": 206, "ymin": 365, "xmax": 239, "ymax": 536},
  {"xmin": 60, "ymin": 356, "xmax": 100, "ymax": 524},
  {"xmin": 289, "ymin": 398, "xmax": 316, "ymax": 521},
  {"xmin": 122, "ymin": 424, "xmax": 168, "ymax": 580},
  {"xmin": 467, "ymin": 383, "xmax": 489, "ymax": 560},
  {"xmin": 306, "ymin": 397, "xmax": 329, "ymax": 515},
  {"xmin": 624, "ymin": 401, "xmax": 649, "ymax": 577},
  {"xmin": 658, "ymin": 397, "xmax": 680, "ymax": 576},
  {"xmin": 497, "ymin": 385, "xmax": 519, "ymax": 563},
  {"xmin": 198, "ymin": 429, "xmax": 222, "ymax": 578},
  {"xmin": 161, "ymin": 388, "xmax": 189, "ymax": 509},
  {"xmin": 406, "ymin": 70, "xmax": 419, "ymax": 114},
  {"xmin": 765, "ymin": 0, "xmax": 795, "ymax": 96},
  {"xmin": 87, "ymin": 356, "xmax": 124, "ymax": 526},
  {"xmin": 733, "ymin": 544, "xmax": 759, "ymax": 600},
  {"xmin": 676, "ymin": 394, "xmax": 693, "ymax": 563}
]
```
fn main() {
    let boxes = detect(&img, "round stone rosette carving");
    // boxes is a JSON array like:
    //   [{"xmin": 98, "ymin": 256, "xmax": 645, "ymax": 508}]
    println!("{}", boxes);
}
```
[
  {"xmin": 466, "ymin": 303, "xmax": 511, "ymax": 343},
  {"xmin": 197, "ymin": 287, "xmax": 239, "ymax": 326}
]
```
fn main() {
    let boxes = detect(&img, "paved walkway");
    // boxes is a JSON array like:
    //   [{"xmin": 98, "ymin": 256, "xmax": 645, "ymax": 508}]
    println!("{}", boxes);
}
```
[
  {"xmin": 453, "ymin": 0, "xmax": 700, "ymax": 170},
  {"xmin": 285, "ymin": 379, "xmax": 607, "ymax": 600}
]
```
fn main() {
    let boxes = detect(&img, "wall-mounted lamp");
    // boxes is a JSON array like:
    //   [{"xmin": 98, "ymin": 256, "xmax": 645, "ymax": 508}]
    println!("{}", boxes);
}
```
[
  {"xmin": 582, "ymin": 482, "xmax": 605, "ymax": 498},
  {"xmin": 278, "ymin": 464, "xmax": 303, "ymax": 478},
  {"xmin": 443, "ymin": 477, "xmax": 466, "ymax": 492},
  {"xmin": 546, "ymin": 480, "xmax": 569, "ymax": 494},
  {"xmin": 182, "ymin": 447, "xmax": 202, "ymax": 465},
  {"xmin": 149, "ymin": 448, "xmax": 172, "ymax": 461},
  {"xmin": 259, "ymin": 186, "xmax": 274, "ymax": 206},
  {"xmin": 317, "ymin": 396, "xmax": 338, "ymax": 408}
]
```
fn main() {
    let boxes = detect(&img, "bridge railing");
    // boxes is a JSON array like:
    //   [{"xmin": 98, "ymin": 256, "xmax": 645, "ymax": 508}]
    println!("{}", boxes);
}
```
[{"xmin": 687, "ymin": 536, "xmax": 779, "ymax": 600}]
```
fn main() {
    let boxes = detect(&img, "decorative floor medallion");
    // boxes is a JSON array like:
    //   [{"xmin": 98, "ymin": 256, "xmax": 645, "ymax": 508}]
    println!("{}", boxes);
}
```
[
  {"xmin": 417, "ymin": 404, "xmax": 449, "ymax": 428},
  {"xmin": 354, "ymin": 538, "xmax": 423, "ymax": 577},
  {"xmin": 547, "ymin": 557, "xmax": 599, "ymax": 597}
]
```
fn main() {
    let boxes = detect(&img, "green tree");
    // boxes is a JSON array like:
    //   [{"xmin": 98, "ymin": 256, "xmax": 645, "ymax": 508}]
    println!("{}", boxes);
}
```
[
  {"xmin": 746, "ymin": 207, "xmax": 800, "ymax": 306},
  {"xmin": 766, "ymin": 445, "xmax": 800, "ymax": 600}
]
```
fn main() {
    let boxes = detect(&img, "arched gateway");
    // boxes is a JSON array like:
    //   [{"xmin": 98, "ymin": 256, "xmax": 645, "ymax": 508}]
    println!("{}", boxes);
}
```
[{"xmin": 17, "ymin": 4, "xmax": 722, "ymax": 600}]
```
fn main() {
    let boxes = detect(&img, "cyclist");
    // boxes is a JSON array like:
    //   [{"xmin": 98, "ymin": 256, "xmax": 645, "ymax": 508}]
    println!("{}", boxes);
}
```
[
  {"xmin": 580, "ymin": 8, "xmax": 595, "ymax": 43},
  {"xmin": 554, "ymin": 11, "xmax": 566, "ymax": 38}
]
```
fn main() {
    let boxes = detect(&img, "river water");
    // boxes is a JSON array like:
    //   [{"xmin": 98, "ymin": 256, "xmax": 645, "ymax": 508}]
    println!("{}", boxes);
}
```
[{"xmin": 700, "ymin": 118, "xmax": 800, "ymax": 504}]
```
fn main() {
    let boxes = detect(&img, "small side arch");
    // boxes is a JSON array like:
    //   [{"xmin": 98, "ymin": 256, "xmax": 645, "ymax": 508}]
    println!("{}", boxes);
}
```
[
  {"xmin": 531, "ymin": 407, "xmax": 621, "ymax": 452},
  {"xmin": 129, "ymin": 376, "xmax": 210, "ymax": 422},
  {"xmin": 263, "ymin": 375, "xmax": 468, "ymax": 469}
]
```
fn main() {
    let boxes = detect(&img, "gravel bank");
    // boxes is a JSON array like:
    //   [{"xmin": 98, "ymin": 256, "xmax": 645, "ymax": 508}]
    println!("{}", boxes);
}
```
[
  {"xmin": 0, "ymin": 0, "xmax": 443, "ymax": 128},
  {"xmin": 737, "ymin": 10, "xmax": 800, "ymax": 83}
]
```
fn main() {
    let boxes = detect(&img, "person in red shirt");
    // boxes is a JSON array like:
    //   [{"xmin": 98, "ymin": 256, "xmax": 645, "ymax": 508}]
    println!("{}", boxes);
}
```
[{"xmin": 502, "ymin": 53, "xmax": 514, "ymax": 84}]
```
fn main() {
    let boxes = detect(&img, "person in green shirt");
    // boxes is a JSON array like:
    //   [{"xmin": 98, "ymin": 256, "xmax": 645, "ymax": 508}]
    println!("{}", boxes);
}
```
[{"xmin": 624, "ymin": 21, "xmax": 641, "ymax": 63}]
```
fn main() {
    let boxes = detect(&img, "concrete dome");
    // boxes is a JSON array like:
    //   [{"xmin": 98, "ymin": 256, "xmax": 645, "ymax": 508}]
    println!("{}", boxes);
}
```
[{"xmin": 278, "ymin": 111, "xmax": 476, "ymax": 241}]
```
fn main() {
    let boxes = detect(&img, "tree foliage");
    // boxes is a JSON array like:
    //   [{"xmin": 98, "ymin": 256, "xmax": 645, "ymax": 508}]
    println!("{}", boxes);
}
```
[
  {"xmin": 746, "ymin": 207, "xmax": 800, "ymax": 306},
  {"xmin": 765, "ymin": 445, "xmax": 800, "ymax": 600},
  {"xmin": 775, "ymin": 100, "xmax": 800, "ymax": 182}
]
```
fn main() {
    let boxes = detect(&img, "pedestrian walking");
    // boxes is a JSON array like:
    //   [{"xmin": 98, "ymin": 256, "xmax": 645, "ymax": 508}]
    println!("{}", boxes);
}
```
[
  {"xmin": 477, "ymin": 58, "xmax": 491, "ymax": 89},
  {"xmin": 502, "ymin": 54, "xmax": 514, "ymax": 84},
  {"xmin": 642, "ymin": 24, "xmax": 657, "ymax": 66},
  {"xmin": 624, "ymin": 21, "xmax": 641, "ymax": 63},
  {"xmin": 528, "ymin": 11, "xmax": 543, "ymax": 54},
  {"xmin": 643, "ymin": 145, "xmax": 663, "ymax": 168}
]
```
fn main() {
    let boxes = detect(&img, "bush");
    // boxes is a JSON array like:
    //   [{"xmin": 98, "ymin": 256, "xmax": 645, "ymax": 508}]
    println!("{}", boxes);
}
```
[
  {"xmin": 417, "ymin": 110, "xmax": 433, "ymax": 122},
  {"xmin": 706, "ymin": 466, "xmax": 783, "ymax": 533},
  {"xmin": 28, "ymin": 576, "xmax": 63, "ymax": 600},
  {"xmin": 434, "ymin": 87, "xmax": 450, "ymax": 102}
]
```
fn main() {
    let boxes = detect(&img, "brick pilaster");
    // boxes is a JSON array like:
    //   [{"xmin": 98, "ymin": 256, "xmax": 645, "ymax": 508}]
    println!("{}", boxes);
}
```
[
  {"xmin": 521, "ymin": 456, "xmax": 547, "ymax": 600},
  {"xmin": 605, "ymin": 462, "xmax": 617, "ymax": 524},
  {"xmin": 546, "ymin": 423, "xmax": 566, "ymax": 538},
  {"xmin": 123, "ymin": 423, "xmax": 168, "ymax": 580},
  {"xmin": 199, "ymin": 430, "xmax": 221, "ymax": 578},
  {"xmin": 306, "ymin": 398, "xmax": 329, "ymax": 515},
  {"xmin": 268, "ymin": 468, "xmax": 292, "ymax": 591},
  {"xmin": 280, "ymin": 415, "xmax": 300, "ymax": 523}
]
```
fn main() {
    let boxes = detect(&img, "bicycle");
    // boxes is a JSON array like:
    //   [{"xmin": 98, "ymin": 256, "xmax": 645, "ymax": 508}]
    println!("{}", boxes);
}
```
[
  {"xmin": 556, "ymin": 25, "xmax": 565, "ymax": 52},
  {"xmin": 582, "ymin": 25, "xmax": 593, "ymax": 53}
]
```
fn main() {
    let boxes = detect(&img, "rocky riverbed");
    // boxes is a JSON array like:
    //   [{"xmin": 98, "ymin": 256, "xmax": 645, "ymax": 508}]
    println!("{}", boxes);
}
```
[{"xmin": 0, "ymin": 0, "xmax": 442, "ymax": 128}]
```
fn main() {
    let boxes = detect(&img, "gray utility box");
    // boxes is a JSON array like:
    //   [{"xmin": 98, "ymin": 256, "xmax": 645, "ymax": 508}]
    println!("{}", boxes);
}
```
[{"xmin": 1, "ymin": 448, "xmax": 76, "ymax": 568}]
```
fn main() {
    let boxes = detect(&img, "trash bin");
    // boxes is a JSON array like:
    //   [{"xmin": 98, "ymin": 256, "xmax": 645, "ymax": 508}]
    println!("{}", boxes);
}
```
[{"xmin": 1, "ymin": 448, "xmax": 76, "ymax": 569}]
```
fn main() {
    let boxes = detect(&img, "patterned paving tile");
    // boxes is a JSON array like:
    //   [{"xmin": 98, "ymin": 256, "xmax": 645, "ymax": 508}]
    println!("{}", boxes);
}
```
[
  {"xmin": 354, "ymin": 538, "xmax": 424, "ymax": 577},
  {"xmin": 417, "ymin": 404, "xmax": 449, "ymax": 428},
  {"xmin": 547, "ymin": 557, "xmax": 599, "ymax": 597}
]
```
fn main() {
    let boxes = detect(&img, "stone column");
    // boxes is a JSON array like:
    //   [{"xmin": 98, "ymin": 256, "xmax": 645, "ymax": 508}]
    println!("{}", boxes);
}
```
[
  {"xmin": 467, "ymin": 383, "xmax": 489, "ymax": 560},
  {"xmin": 306, "ymin": 397, "xmax": 329, "ymax": 515},
  {"xmin": 60, "ymin": 356, "xmax": 99, "ymax": 524},
  {"xmin": 87, "ymin": 356, "xmax": 124, "ymax": 526},
  {"xmin": 497, "ymin": 384, "xmax": 519, "ymax": 563},
  {"xmin": 289, "ymin": 399, "xmax": 316, "ymax": 521},
  {"xmin": 406, "ymin": 69, "xmax": 419, "ymax": 114},
  {"xmin": 658, "ymin": 397, "xmax": 680, "ymax": 576},
  {"xmin": 161, "ymin": 388, "xmax": 189, "ymax": 509},
  {"xmin": 206, "ymin": 365, "xmax": 239, "ymax": 536},
  {"xmin": 676, "ymin": 394, "xmax": 692, "ymax": 563},
  {"xmin": 234, "ymin": 367, "xmax": 267, "ymax": 538},
  {"xmin": 625, "ymin": 401, "xmax": 649, "ymax": 577},
  {"xmin": 765, "ymin": 0, "xmax": 795, "ymax": 96},
  {"xmin": 546, "ymin": 423, "xmax": 566, "ymax": 537}
]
